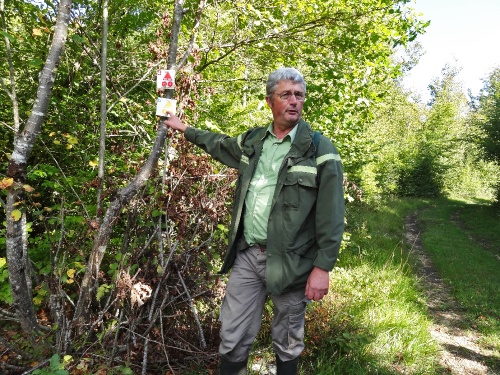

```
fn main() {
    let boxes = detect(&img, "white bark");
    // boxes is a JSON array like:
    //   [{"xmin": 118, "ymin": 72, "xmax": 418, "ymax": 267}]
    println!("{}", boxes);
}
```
[
  {"xmin": 5, "ymin": 0, "xmax": 73, "ymax": 340},
  {"xmin": 96, "ymin": 0, "xmax": 109, "ymax": 223}
]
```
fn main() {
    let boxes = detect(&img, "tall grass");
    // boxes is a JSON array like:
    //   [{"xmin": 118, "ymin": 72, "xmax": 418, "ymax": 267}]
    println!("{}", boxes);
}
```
[
  {"xmin": 298, "ymin": 198, "xmax": 440, "ymax": 374},
  {"xmin": 247, "ymin": 197, "xmax": 500, "ymax": 374}
]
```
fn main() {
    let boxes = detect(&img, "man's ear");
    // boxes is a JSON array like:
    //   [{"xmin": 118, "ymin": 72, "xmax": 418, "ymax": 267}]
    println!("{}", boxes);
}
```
[{"xmin": 265, "ymin": 95, "xmax": 273, "ymax": 108}]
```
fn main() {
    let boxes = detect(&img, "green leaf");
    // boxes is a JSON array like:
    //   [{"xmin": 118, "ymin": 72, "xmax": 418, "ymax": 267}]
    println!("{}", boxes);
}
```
[
  {"xmin": 119, "ymin": 367, "xmax": 134, "ymax": 375},
  {"xmin": 0, "ymin": 30, "xmax": 16, "ymax": 43},
  {"xmin": 29, "ymin": 59, "xmax": 44, "ymax": 67},
  {"xmin": 151, "ymin": 209, "xmax": 163, "ymax": 217},
  {"xmin": 71, "ymin": 34, "xmax": 86, "ymax": 44},
  {"xmin": 96, "ymin": 284, "xmax": 112, "ymax": 301},
  {"xmin": 50, "ymin": 354, "xmax": 63, "ymax": 369}
]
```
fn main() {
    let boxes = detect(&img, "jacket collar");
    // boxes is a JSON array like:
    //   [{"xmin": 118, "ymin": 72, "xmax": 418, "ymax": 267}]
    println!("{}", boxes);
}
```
[
  {"xmin": 288, "ymin": 119, "xmax": 315, "ymax": 158},
  {"xmin": 242, "ymin": 119, "xmax": 314, "ymax": 158}
]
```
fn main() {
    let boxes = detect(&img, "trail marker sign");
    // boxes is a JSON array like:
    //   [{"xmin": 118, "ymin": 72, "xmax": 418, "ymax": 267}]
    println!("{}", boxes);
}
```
[
  {"xmin": 156, "ymin": 98, "xmax": 177, "ymax": 117},
  {"xmin": 157, "ymin": 69, "xmax": 175, "ymax": 89}
]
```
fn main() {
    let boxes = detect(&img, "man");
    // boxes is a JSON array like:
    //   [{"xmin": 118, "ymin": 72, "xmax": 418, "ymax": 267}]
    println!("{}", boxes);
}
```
[{"xmin": 164, "ymin": 68, "xmax": 344, "ymax": 374}]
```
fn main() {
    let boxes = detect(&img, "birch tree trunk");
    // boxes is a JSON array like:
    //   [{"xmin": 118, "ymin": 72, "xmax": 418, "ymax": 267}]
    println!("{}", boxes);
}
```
[
  {"xmin": 5, "ymin": 0, "xmax": 73, "ymax": 340},
  {"xmin": 96, "ymin": 0, "xmax": 109, "ymax": 223}
]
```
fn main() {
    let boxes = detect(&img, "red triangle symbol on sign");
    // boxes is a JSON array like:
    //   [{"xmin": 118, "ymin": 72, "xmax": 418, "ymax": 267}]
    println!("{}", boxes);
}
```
[{"xmin": 164, "ymin": 71, "xmax": 172, "ymax": 80}]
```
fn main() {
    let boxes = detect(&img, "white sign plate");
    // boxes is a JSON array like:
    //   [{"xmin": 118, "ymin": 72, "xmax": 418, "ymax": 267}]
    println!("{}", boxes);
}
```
[
  {"xmin": 156, "ymin": 98, "xmax": 177, "ymax": 117},
  {"xmin": 156, "ymin": 69, "xmax": 175, "ymax": 89}
]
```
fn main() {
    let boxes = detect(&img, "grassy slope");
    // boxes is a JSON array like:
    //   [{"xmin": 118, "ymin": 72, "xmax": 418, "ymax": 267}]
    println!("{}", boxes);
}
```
[
  {"xmin": 300, "ymin": 198, "xmax": 438, "ymax": 374},
  {"xmin": 298, "ymin": 197, "xmax": 499, "ymax": 374}
]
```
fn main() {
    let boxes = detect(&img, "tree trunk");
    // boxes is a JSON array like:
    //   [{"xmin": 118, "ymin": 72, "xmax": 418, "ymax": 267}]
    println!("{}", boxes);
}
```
[
  {"xmin": 5, "ymin": 0, "xmax": 73, "ymax": 340},
  {"xmin": 96, "ymin": 0, "xmax": 109, "ymax": 223},
  {"xmin": 72, "ymin": 0, "xmax": 188, "ymax": 326}
]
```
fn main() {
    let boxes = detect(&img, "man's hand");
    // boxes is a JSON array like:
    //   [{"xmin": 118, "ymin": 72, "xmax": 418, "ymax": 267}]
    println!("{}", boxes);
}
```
[
  {"xmin": 163, "ymin": 111, "xmax": 188, "ymax": 133},
  {"xmin": 305, "ymin": 266, "xmax": 330, "ymax": 301}
]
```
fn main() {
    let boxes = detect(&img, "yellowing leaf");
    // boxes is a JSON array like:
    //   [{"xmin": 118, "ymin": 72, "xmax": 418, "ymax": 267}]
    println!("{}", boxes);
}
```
[
  {"xmin": 23, "ymin": 184, "xmax": 35, "ymax": 193},
  {"xmin": 0, "ymin": 258, "xmax": 6, "ymax": 268},
  {"xmin": 67, "ymin": 269, "xmax": 76, "ymax": 278},
  {"xmin": 32, "ymin": 28, "xmax": 43, "ymax": 36},
  {"xmin": 63, "ymin": 355, "xmax": 73, "ymax": 365},
  {"xmin": 0, "ymin": 178, "xmax": 14, "ymax": 190},
  {"xmin": 66, "ymin": 144, "xmax": 73, "ymax": 149},
  {"xmin": 89, "ymin": 160, "xmax": 98, "ymax": 168},
  {"xmin": 157, "ymin": 265, "xmax": 164, "ymax": 275},
  {"xmin": 49, "ymin": 132, "xmax": 56, "ymax": 137},
  {"xmin": 11, "ymin": 209, "xmax": 22, "ymax": 221},
  {"xmin": 67, "ymin": 135, "xmax": 78, "ymax": 144},
  {"xmin": 53, "ymin": 140, "xmax": 61, "ymax": 145}
]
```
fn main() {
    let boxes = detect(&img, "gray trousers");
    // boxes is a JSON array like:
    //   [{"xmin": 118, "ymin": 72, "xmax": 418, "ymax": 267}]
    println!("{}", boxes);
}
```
[{"xmin": 219, "ymin": 245, "xmax": 308, "ymax": 363}]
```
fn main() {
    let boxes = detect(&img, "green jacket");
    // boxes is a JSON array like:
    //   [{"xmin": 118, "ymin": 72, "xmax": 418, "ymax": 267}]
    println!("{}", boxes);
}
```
[{"xmin": 184, "ymin": 119, "xmax": 345, "ymax": 294}]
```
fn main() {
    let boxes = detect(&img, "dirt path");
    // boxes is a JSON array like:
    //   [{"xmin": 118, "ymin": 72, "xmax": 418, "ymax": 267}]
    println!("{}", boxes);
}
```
[{"xmin": 405, "ymin": 213, "xmax": 498, "ymax": 375}]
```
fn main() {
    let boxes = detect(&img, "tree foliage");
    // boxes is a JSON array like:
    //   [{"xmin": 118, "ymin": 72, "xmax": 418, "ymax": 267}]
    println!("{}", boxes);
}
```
[
  {"xmin": 473, "ymin": 67, "xmax": 500, "ymax": 201},
  {"xmin": 477, "ymin": 68, "xmax": 500, "ymax": 164},
  {"xmin": 359, "ymin": 63, "xmax": 499, "ymax": 200}
]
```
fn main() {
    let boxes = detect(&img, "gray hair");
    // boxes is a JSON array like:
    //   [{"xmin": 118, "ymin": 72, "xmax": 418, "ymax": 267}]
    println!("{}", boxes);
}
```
[{"xmin": 266, "ymin": 67, "xmax": 306, "ymax": 96}]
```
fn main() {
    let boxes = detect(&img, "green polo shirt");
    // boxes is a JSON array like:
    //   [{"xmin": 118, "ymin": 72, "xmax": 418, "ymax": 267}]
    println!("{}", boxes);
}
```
[{"xmin": 243, "ymin": 123, "xmax": 298, "ymax": 246}]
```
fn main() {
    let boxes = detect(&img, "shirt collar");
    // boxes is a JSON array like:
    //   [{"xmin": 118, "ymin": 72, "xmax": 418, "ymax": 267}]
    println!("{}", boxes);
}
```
[{"xmin": 265, "ymin": 122, "xmax": 300, "ymax": 143}]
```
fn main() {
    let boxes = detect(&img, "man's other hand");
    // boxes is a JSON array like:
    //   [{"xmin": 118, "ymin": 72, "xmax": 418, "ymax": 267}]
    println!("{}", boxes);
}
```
[{"xmin": 305, "ymin": 266, "xmax": 329, "ymax": 301}]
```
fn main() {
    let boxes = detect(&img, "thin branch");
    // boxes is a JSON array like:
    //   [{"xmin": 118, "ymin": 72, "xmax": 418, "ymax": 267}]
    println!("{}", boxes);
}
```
[
  {"xmin": 39, "ymin": 139, "xmax": 91, "ymax": 220},
  {"xmin": 20, "ymin": 359, "xmax": 50, "ymax": 375},
  {"xmin": 1, "ymin": 120, "xmax": 16, "ymax": 132},
  {"xmin": 176, "ymin": 0, "xmax": 208, "ymax": 70},
  {"xmin": 178, "ymin": 270, "xmax": 206, "ymax": 349},
  {"xmin": 141, "ymin": 335, "xmax": 149, "ymax": 375},
  {"xmin": 0, "ymin": 307, "xmax": 17, "ymax": 319},
  {"xmin": 107, "ymin": 62, "xmax": 163, "ymax": 114},
  {"xmin": 0, "ymin": 0, "xmax": 20, "ymax": 132}
]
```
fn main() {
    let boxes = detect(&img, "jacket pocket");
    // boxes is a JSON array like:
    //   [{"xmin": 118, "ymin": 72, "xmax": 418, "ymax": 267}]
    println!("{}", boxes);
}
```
[
  {"xmin": 289, "ymin": 238, "xmax": 316, "ymax": 258},
  {"xmin": 283, "ymin": 171, "xmax": 317, "ymax": 211}
]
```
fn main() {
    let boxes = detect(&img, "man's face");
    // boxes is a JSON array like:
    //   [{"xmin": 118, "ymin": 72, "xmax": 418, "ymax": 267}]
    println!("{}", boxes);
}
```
[{"xmin": 266, "ymin": 80, "xmax": 305, "ymax": 130}]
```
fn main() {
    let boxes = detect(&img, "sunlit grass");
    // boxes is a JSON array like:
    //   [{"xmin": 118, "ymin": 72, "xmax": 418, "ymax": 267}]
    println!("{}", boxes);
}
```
[
  {"xmin": 418, "ymin": 198, "xmax": 500, "ymax": 369},
  {"xmin": 248, "ymin": 197, "xmax": 500, "ymax": 374},
  {"xmin": 298, "ymin": 198, "xmax": 441, "ymax": 374}
]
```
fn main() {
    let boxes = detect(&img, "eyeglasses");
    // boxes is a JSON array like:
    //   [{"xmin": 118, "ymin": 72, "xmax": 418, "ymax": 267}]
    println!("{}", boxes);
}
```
[{"xmin": 274, "ymin": 91, "xmax": 306, "ymax": 102}]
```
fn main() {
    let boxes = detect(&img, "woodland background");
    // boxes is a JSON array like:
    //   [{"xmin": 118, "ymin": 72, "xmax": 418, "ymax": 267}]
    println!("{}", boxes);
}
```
[{"xmin": 1, "ymin": 0, "xmax": 499, "ymax": 374}]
